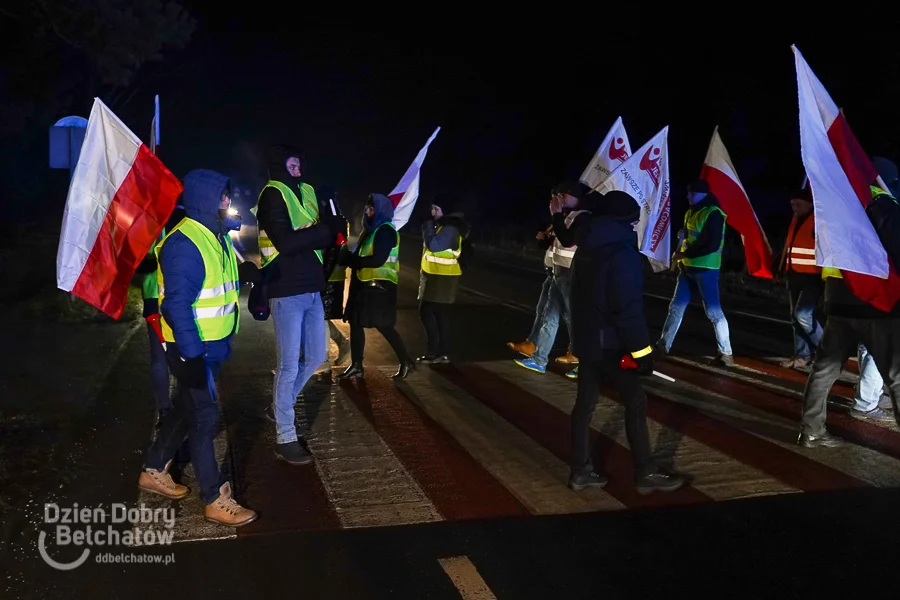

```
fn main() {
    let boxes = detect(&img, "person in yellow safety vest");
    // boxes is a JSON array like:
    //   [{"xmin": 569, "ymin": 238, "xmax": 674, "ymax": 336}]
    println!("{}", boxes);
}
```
[
  {"xmin": 316, "ymin": 184, "xmax": 351, "ymax": 372},
  {"xmin": 339, "ymin": 193, "xmax": 415, "ymax": 380},
  {"xmin": 655, "ymin": 179, "xmax": 734, "ymax": 367},
  {"xmin": 416, "ymin": 196, "xmax": 471, "ymax": 364},
  {"xmin": 134, "ymin": 202, "xmax": 190, "ymax": 471},
  {"xmin": 799, "ymin": 157, "xmax": 900, "ymax": 448},
  {"xmin": 138, "ymin": 169, "xmax": 257, "ymax": 527},
  {"xmin": 253, "ymin": 145, "xmax": 346, "ymax": 466}
]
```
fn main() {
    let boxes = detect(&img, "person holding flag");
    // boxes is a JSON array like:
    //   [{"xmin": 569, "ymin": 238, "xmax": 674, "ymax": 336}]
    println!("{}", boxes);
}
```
[
  {"xmin": 339, "ymin": 193, "xmax": 416, "ymax": 380},
  {"xmin": 139, "ymin": 169, "xmax": 257, "ymax": 527},
  {"xmin": 253, "ymin": 145, "xmax": 347, "ymax": 465},
  {"xmin": 799, "ymin": 158, "xmax": 900, "ymax": 446},
  {"xmin": 655, "ymin": 180, "xmax": 734, "ymax": 366},
  {"xmin": 776, "ymin": 187, "xmax": 823, "ymax": 369}
]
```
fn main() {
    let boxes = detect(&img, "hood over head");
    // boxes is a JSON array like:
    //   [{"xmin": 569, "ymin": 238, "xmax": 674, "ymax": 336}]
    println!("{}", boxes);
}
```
[
  {"xmin": 182, "ymin": 169, "xmax": 231, "ymax": 233},
  {"xmin": 266, "ymin": 144, "xmax": 306, "ymax": 185},
  {"xmin": 365, "ymin": 193, "xmax": 395, "ymax": 231}
]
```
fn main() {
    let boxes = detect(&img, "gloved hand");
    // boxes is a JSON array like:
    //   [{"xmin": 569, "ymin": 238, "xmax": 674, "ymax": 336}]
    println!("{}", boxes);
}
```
[
  {"xmin": 632, "ymin": 353, "xmax": 654, "ymax": 376},
  {"xmin": 176, "ymin": 355, "xmax": 208, "ymax": 389},
  {"xmin": 322, "ymin": 214, "xmax": 348, "ymax": 238}
]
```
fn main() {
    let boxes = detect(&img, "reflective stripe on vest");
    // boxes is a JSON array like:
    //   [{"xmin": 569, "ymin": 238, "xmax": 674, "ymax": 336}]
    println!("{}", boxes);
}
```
[
  {"xmin": 551, "ymin": 239, "xmax": 576, "ymax": 268},
  {"xmin": 543, "ymin": 246, "xmax": 554, "ymax": 268},
  {"xmin": 157, "ymin": 218, "xmax": 241, "ymax": 343},
  {"xmin": 252, "ymin": 180, "xmax": 322, "ymax": 267},
  {"xmin": 358, "ymin": 223, "xmax": 399, "ymax": 284},
  {"xmin": 550, "ymin": 210, "xmax": 586, "ymax": 268},
  {"xmin": 680, "ymin": 205, "xmax": 726, "ymax": 269},
  {"xmin": 786, "ymin": 215, "xmax": 820, "ymax": 274},
  {"xmin": 421, "ymin": 226, "xmax": 462, "ymax": 276}
]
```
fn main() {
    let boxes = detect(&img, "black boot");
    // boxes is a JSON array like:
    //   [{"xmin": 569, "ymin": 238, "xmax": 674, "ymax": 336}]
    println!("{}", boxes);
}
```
[
  {"xmin": 392, "ymin": 361, "xmax": 416, "ymax": 380},
  {"xmin": 340, "ymin": 362, "xmax": 364, "ymax": 379}
]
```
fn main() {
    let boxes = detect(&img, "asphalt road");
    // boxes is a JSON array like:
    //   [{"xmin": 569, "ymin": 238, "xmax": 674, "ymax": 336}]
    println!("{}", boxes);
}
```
[{"xmin": 8, "ymin": 235, "xmax": 898, "ymax": 599}]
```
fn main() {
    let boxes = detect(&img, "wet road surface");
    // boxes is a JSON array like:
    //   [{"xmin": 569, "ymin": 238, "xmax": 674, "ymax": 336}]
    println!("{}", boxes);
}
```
[{"xmin": 8, "ymin": 236, "xmax": 900, "ymax": 599}]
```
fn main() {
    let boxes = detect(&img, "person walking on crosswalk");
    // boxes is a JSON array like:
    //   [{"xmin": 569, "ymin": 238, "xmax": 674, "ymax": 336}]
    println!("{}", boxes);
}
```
[{"xmin": 568, "ymin": 190, "xmax": 685, "ymax": 494}]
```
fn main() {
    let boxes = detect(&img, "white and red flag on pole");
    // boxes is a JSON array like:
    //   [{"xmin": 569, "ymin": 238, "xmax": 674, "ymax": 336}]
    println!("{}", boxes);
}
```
[
  {"xmin": 599, "ymin": 126, "xmax": 672, "ymax": 271},
  {"xmin": 579, "ymin": 116, "xmax": 632, "ymax": 190},
  {"xmin": 57, "ymin": 98, "xmax": 183, "ymax": 319},
  {"xmin": 700, "ymin": 127, "xmax": 773, "ymax": 279},
  {"xmin": 793, "ymin": 45, "xmax": 900, "ymax": 312},
  {"xmin": 389, "ymin": 127, "xmax": 440, "ymax": 230}
]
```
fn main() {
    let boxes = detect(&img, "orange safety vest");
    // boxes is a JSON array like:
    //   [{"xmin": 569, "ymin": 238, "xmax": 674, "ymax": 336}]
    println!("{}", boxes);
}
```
[{"xmin": 784, "ymin": 215, "xmax": 820, "ymax": 275}]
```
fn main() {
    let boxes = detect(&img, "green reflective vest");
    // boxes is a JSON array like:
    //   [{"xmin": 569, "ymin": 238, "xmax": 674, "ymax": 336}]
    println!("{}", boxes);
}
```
[
  {"xmin": 421, "ymin": 226, "xmax": 462, "ymax": 276},
  {"xmin": 680, "ymin": 205, "xmax": 726, "ymax": 269},
  {"xmin": 157, "ymin": 218, "xmax": 240, "ymax": 343},
  {"xmin": 328, "ymin": 222, "xmax": 351, "ymax": 283},
  {"xmin": 141, "ymin": 229, "xmax": 166, "ymax": 300},
  {"xmin": 251, "ymin": 180, "xmax": 322, "ymax": 268},
  {"xmin": 357, "ymin": 223, "xmax": 399, "ymax": 284}
]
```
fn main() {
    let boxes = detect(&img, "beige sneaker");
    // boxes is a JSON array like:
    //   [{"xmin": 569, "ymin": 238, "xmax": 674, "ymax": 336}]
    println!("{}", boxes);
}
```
[
  {"xmin": 555, "ymin": 350, "xmax": 579, "ymax": 365},
  {"xmin": 204, "ymin": 482, "xmax": 258, "ymax": 527},
  {"xmin": 138, "ymin": 460, "xmax": 190, "ymax": 499}
]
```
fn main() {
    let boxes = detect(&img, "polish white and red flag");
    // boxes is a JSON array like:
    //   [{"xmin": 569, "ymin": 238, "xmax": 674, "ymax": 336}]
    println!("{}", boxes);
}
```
[
  {"xmin": 700, "ymin": 127, "xmax": 773, "ymax": 279},
  {"xmin": 579, "ymin": 116, "xmax": 632, "ymax": 190},
  {"xmin": 389, "ymin": 126, "xmax": 440, "ymax": 230},
  {"xmin": 599, "ymin": 126, "xmax": 672, "ymax": 271},
  {"xmin": 57, "ymin": 98, "xmax": 182, "ymax": 319},
  {"xmin": 793, "ymin": 45, "xmax": 900, "ymax": 312}
]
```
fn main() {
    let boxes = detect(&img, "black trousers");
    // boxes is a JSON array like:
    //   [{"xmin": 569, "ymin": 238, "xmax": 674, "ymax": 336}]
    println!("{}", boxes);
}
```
[
  {"xmin": 350, "ymin": 323, "xmax": 412, "ymax": 365},
  {"xmin": 571, "ymin": 354, "xmax": 653, "ymax": 479},
  {"xmin": 800, "ymin": 317, "xmax": 900, "ymax": 435},
  {"xmin": 419, "ymin": 300, "xmax": 449, "ymax": 356}
]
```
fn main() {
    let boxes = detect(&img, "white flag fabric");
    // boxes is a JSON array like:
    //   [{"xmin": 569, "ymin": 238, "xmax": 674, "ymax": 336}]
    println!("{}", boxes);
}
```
[
  {"xmin": 579, "ymin": 116, "xmax": 631, "ymax": 190},
  {"xmin": 57, "ymin": 98, "xmax": 182, "ymax": 319},
  {"xmin": 389, "ymin": 127, "xmax": 440, "ymax": 230},
  {"xmin": 793, "ymin": 45, "xmax": 887, "ymax": 278},
  {"xmin": 599, "ymin": 126, "xmax": 672, "ymax": 270}
]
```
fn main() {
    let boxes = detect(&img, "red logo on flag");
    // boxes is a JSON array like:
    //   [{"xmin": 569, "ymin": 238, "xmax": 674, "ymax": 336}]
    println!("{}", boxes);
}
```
[
  {"xmin": 608, "ymin": 137, "xmax": 628, "ymax": 163},
  {"xmin": 639, "ymin": 146, "xmax": 662, "ymax": 186}
]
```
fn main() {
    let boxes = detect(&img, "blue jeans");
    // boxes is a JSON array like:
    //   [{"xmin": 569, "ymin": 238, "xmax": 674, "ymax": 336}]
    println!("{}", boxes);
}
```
[
  {"xmin": 855, "ymin": 344, "xmax": 885, "ymax": 412},
  {"xmin": 531, "ymin": 274, "xmax": 572, "ymax": 367},
  {"xmin": 145, "ymin": 347, "xmax": 224, "ymax": 505},
  {"xmin": 147, "ymin": 322, "xmax": 173, "ymax": 411},
  {"xmin": 529, "ymin": 272, "xmax": 553, "ymax": 341},
  {"xmin": 788, "ymin": 274, "xmax": 823, "ymax": 360},
  {"xmin": 660, "ymin": 268, "xmax": 732, "ymax": 356},
  {"xmin": 271, "ymin": 293, "xmax": 326, "ymax": 444}
]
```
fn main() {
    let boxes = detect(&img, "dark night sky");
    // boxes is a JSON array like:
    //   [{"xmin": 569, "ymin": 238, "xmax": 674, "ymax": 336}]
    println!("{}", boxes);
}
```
[{"xmin": 50, "ymin": 6, "xmax": 900, "ymax": 239}]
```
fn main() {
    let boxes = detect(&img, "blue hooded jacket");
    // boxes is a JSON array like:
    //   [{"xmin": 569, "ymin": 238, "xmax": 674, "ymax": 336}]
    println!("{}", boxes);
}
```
[{"xmin": 159, "ymin": 169, "xmax": 235, "ymax": 361}]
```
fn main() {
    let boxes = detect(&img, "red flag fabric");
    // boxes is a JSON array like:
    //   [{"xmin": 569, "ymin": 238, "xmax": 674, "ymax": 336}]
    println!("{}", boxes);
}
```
[
  {"xmin": 793, "ymin": 45, "xmax": 900, "ymax": 313},
  {"xmin": 700, "ymin": 127, "xmax": 773, "ymax": 279},
  {"xmin": 57, "ymin": 98, "xmax": 182, "ymax": 319}
]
